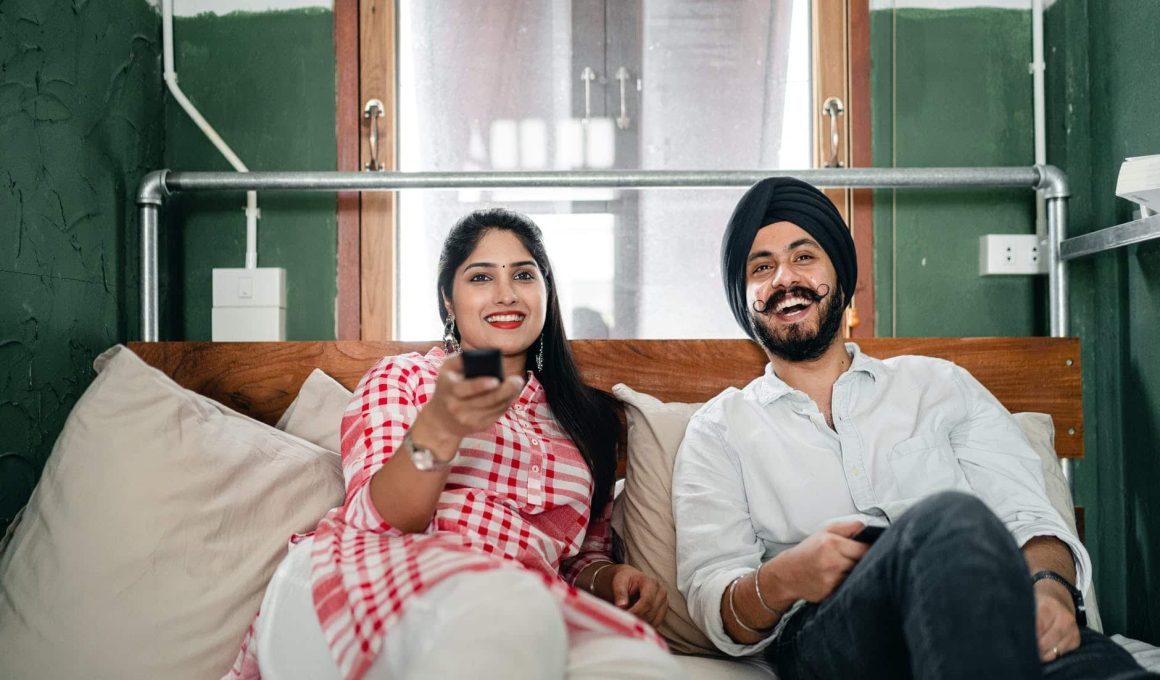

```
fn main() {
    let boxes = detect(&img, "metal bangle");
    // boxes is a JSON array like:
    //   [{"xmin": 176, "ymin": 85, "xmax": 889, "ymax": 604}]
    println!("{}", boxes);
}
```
[
  {"xmin": 753, "ymin": 562, "xmax": 784, "ymax": 617},
  {"xmin": 588, "ymin": 562, "xmax": 615, "ymax": 594},
  {"xmin": 727, "ymin": 577, "xmax": 770, "ymax": 636}
]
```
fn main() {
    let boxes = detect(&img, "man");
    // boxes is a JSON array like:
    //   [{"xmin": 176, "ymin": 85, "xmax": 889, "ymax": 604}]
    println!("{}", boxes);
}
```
[{"xmin": 671, "ymin": 177, "xmax": 1155, "ymax": 679}]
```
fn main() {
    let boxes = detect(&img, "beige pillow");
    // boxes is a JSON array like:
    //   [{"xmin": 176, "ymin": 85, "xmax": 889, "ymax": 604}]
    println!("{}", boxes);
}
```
[
  {"xmin": 276, "ymin": 368, "xmax": 353, "ymax": 452},
  {"xmin": 612, "ymin": 384, "xmax": 715, "ymax": 655},
  {"xmin": 0, "ymin": 345, "xmax": 345, "ymax": 680},
  {"xmin": 612, "ymin": 385, "xmax": 1101, "ymax": 655}
]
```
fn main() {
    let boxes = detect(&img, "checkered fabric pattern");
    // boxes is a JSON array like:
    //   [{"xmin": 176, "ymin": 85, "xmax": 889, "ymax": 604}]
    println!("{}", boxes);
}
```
[{"xmin": 226, "ymin": 348, "xmax": 663, "ymax": 680}]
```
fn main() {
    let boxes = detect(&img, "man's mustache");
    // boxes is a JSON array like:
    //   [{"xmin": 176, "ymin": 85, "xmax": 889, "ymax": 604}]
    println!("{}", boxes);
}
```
[{"xmin": 752, "ymin": 284, "xmax": 831, "ymax": 314}]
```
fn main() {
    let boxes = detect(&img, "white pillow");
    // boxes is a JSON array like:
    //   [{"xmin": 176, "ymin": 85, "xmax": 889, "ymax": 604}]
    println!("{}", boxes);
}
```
[
  {"xmin": 1012, "ymin": 412, "xmax": 1103, "ymax": 632},
  {"xmin": 0, "ymin": 345, "xmax": 345, "ymax": 680},
  {"xmin": 276, "ymin": 368, "xmax": 353, "ymax": 453}
]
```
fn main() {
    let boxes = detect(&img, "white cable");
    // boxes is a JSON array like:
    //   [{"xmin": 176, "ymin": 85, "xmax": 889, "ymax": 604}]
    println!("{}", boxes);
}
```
[
  {"xmin": 163, "ymin": 0, "xmax": 260, "ymax": 269},
  {"xmin": 1032, "ymin": 0, "xmax": 1047, "ymax": 240}
]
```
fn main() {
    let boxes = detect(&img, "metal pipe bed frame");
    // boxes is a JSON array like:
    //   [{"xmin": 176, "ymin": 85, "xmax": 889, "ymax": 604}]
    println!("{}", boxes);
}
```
[
  {"xmin": 136, "ymin": 165, "xmax": 1076, "ymax": 341},
  {"xmin": 138, "ymin": 163, "xmax": 1156, "ymax": 484}
]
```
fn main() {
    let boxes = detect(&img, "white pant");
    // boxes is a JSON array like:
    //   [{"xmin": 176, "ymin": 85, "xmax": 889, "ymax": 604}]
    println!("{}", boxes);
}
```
[{"xmin": 254, "ymin": 538, "xmax": 685, "ymax": 680}]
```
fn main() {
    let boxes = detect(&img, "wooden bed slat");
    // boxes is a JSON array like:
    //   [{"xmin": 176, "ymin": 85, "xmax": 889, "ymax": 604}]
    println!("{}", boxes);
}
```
[{"xmin": 128, "ymin": 337, "xmax": 1083, "ymax": 458}]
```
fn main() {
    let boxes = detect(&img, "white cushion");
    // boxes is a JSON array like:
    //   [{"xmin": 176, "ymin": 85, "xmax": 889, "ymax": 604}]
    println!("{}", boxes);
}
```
[
  {"xmin": 1111, "ymin": 634, "xmax": 1160, "ymax": 673},
  {"xmin": 0, "ymin": 345, "xmax": 344, "ymax": 680},
  {"xmin": 275, "ymin": 368, "xmax": 353, "ymax": 453},
  {"xmin": 1012, "ymin": 412, "xmax": 1103, "ymax": 632},
  {"xmin": 678, "ymin": 653, "xmax": 778, "ymax": 679}
]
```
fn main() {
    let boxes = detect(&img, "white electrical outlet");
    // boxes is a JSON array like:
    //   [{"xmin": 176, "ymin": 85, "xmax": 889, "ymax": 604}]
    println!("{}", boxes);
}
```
[
  {"xmin": 212, "ymin": 267, "xmax": 287, "ymax": 340},
  {"xmin": 979, "ymin": 235, "xmax": 1048, "ymax": 276}
]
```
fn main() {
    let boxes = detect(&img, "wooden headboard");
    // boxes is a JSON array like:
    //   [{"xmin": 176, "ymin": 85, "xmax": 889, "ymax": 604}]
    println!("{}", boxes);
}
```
[{"xmin": 128, "ymin": 337, "xmax": 1082, "ymax": 458}]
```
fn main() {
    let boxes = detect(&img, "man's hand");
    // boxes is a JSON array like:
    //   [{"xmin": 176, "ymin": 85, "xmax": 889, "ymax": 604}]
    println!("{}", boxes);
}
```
[
  {"xmin": 768, "ymin": 521, "xmax": 870, "ymax": 603},
  {"xmin": 1035, "ymin": 580, "xmax": 1081, "ymax": 662},
  {"xmin": 1023, "ymin": 536, "xmax": 1082, "ymax": 663}
]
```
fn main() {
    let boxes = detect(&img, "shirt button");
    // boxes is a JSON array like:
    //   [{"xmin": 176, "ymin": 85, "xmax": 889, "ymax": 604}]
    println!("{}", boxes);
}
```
[
  {"xmin": 532, "ymin": 465, "xmax": 540, "ymax": 473},
  {"xmin": 531, "ymin": 438, "xmax": 540, "ymax": 445}
]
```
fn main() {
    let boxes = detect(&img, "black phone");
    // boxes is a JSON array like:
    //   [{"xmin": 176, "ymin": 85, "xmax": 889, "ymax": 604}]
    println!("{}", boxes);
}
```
[
  {"xmin": 461, "ymin": 348, "xmax": 504, "ymax": 380},
  {"xmin": 853, "ymin": 525, "xmax": 886, "ymax": 545}
]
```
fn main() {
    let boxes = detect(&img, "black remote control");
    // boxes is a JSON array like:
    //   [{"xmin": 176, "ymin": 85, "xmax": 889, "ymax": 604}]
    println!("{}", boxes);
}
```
[
  {"xmin": 461, "ymin": 348, "xmax": 503, "ymax": 380},
  {"xmin": 853, "ymin": 525, "xmax": 886, "ymax": 545}
]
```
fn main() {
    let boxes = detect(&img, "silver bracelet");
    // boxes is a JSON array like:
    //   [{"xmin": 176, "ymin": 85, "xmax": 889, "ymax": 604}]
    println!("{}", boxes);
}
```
[
  {"xmin": 753, "ymin": 562, "xmax": 784, "ymax": 617},
  {"xmin": 588, "ymin": 562, "xmax": 615, "ymax": 594},
  {"xmin": 727, "ymin": 577, "xmax": 770, "ymax": 636}
]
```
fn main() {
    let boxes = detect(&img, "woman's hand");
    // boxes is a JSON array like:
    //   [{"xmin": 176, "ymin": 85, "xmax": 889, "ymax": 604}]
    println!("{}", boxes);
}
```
[
  {"xmin": 605, "ymin": 565, "xmax": 668, "ymax": 628},
  {"xmin": 414, "ymin": 354, "xmax": 525, "ymax": 444}
]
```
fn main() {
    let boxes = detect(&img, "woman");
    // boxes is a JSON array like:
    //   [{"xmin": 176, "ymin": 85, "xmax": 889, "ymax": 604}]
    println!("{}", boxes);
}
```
[{"xmin": 228, "ymin": 209, "xmax": 679, "ymax": 680}]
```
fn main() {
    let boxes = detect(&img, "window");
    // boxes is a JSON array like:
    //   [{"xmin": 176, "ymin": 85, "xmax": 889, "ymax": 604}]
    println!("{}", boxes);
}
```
[{"xmin": 394, "ymin": 0, "xmax": 813, "ymax": 340}]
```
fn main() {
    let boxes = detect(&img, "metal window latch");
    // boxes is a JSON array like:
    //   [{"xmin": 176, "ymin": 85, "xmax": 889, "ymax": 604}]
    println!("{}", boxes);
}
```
[
  {"xmin": 581, "ymin": 67, "xmax": 597, "ymax": 126},
  {"xmin": 823, "ymin": 97, "xmax": 845, "ymax": 168},
  {"xmin": 364, "ymin": 98, "xmax": 385, "ymax": 171},
  {"xmin": 615, "ymin": 67, "xmax": 631, "ymax": 130}
]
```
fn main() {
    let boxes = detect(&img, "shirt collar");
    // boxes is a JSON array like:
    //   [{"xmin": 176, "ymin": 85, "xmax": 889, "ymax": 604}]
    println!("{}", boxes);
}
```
[{"xmin": 756, "ymin": 342, "xmax": 882, "ymax": 405}]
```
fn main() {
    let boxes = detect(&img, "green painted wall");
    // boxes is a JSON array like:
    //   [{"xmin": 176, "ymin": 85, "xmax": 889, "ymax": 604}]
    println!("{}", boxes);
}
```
[
  {"xmin": 873, "ymin": 2, "xmax": 1160, "ymax": 644},
  {"xmin": 871, "ymin": 8, "xmax": 1040, "ymax": 337},
  {"xmin": 0, "ymin": 0, "xmax": 164, "ymax": 527},
  {"xmin": 164, "ymin": 8, "xmax": 337, "ymax": 341},
  {"xmin": 1046, "ymin": 0, "xmax": 1160, "ymax": 644}
]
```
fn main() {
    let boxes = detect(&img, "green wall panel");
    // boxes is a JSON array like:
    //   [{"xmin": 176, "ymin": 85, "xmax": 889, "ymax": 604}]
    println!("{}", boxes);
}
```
[
  {"xmin": 0, "ymin": 0, "xmax": 163, "ymax": 527},
  {"xmin": 874, "ymin": 0, "xmax": 1160, "ymax": 644},
  {"xmin": 871, "ymin": 8, "xmax": 1039, "ymax": 337},
  {"xmin": 1046, "ymin": 0, "xmax": 1160, "ymax": 644},
  {"xmin": 164, "ymin": 9, "xmax": 337, "ymax": 341}
]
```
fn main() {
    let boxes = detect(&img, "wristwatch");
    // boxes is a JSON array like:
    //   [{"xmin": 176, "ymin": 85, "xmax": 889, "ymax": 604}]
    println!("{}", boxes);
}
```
[
  {"xmin": 1031, "ymin": 570, "xmax": 1087, "ymax": 627},
  {"xmin": 403, "ymin": 431, "xmax": 458, "ymax": 472}
]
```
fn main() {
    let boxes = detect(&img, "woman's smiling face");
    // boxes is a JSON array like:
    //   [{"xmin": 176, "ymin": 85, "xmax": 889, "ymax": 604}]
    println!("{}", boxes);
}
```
[{"xmin": 445, "ymin": 228, "xmax": 548, "ymax": 371}]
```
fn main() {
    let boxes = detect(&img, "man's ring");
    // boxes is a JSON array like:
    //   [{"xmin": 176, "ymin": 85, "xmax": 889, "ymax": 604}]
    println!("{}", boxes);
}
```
[{"xmin": 1052, "ymin": 646, "xmax": 1060, "ymax": 660}]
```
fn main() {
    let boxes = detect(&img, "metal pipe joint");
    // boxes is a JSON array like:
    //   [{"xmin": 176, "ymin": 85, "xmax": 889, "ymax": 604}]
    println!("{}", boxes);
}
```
[
  {"xmin": 1035, "ymin": 164, "xmax": 1070, "ymax": 199},
  {"xmin": 137, "ymin": 170, "xmax": 170, "ymax": 206}
]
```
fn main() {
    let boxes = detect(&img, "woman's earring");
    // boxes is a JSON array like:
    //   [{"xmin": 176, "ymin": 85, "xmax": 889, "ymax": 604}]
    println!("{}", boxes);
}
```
[
  {"xmin": 443, "ymin": 313, "xmax": 461, "ymax": 354},
  {"xmin": 535, "ymin": 336, "xmax": 544, "ymax": 372}
]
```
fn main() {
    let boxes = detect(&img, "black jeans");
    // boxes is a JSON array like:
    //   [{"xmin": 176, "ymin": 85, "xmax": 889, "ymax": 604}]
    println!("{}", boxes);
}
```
[{"xmin": 765, "ymin": 492, "xmax": 1156, "ymax": 680}]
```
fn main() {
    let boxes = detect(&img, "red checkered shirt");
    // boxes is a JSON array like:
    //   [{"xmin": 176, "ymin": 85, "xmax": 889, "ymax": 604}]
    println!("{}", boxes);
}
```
[{"xmin": 226, "ymin": 347, "xmax": 663, "ymax": 680}]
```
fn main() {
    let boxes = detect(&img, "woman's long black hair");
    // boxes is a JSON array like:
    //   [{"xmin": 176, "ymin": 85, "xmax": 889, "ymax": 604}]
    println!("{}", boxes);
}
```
[{"xmin": 437, "ymin": 208, "xmax": 620, "ymax": 519}]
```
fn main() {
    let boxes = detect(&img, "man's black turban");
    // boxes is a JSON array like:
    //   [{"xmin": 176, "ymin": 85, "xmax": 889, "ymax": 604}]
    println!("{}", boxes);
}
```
[{"xmin": 720, "ymin": 177, "xmax": 856, "ymax": 338}]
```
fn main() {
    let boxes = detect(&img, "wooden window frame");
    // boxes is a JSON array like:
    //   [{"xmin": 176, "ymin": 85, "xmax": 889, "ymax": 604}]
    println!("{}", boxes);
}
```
[
  {"xmin": 335, "ymin": 0, "xmax": 874, "ymax": 339},
  {"xmin": 814, "ymin": 0, "xmax": 874, "ymax": 338}
]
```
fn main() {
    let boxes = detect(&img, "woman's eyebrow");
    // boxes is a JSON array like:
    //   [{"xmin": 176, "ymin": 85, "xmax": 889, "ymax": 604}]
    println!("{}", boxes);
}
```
[{"xmin": 464, "ymin": 260, "xmax": 537, "ymax": 272}]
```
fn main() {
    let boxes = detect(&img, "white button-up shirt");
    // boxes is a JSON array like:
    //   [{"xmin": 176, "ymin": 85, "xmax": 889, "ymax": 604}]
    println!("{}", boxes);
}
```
[{"xmin": 672, "ymin": 343, "xmax": 1091, "ymax": 657}]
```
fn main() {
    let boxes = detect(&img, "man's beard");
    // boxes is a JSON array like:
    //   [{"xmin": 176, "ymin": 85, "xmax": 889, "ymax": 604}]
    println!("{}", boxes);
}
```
[{"xmin": 749, "ymin": 285, "xmax": 846, "ymax": 362}]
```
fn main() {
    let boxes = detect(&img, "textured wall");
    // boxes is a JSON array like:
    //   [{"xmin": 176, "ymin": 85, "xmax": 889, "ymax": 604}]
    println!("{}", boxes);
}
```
[
  {"xmin": 164, "ymin": 8, "xmax": 337, "ymax": 341},
  {"xmin": 0, "ymin": 0, "xmax": 164, "ymax": 527},
  {"xmin": 871, "ymin": 7, "xmax": 1039, "ymax": 337},
  {"xmin": 1046, "ymin": 0, "xmax": 1160, "ymax": 645}
]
